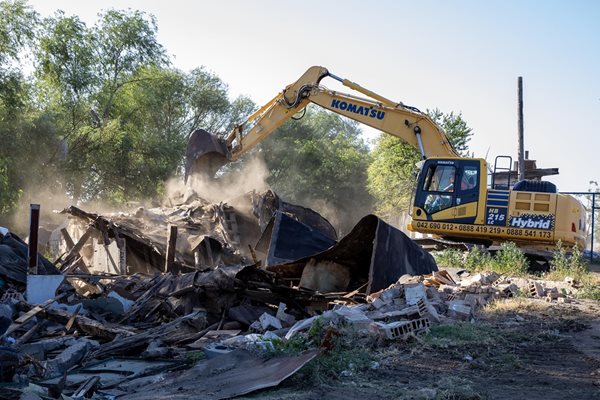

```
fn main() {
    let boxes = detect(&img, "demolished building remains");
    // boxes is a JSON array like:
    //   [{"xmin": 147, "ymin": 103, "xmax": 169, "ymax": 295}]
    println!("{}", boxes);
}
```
[{"xmin": 0, "ymin": 187, "xmax": 584, "ymax": 399}]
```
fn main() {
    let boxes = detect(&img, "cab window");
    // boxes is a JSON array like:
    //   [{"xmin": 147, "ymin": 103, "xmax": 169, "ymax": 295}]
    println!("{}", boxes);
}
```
[
  {"xmin": 460, "ymin": 166, "xmax": 478, "ymax": 191},
  {"xmin": 421, "ymin": 164, "xmax": 456, "ymax": 214},
  {"xmin": 423, "ymin": 164, "xmax": 456, "ymax": 192}
]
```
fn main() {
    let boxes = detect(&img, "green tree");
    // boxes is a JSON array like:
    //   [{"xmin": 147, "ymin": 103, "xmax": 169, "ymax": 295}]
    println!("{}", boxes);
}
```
[
  {"xmin": 0, "ymin": 0, "xmax": 39, "ymax": 217},
  {"xmin": 0, "ymin": 0, "xmax": 38, "ymax": 107},
  {"xmin": 35, "ymin": 9, "xmax": 169, "ymax": 202},
  {"xmin": 259, "ymin": 106, "xmax": 373, "ymax": 233},
  {"xmin": 367, "ymin": 109, "xmax": 473, "ymax": 220},
  {"xmin": 103, "ymin": 65, "xmax": 252, "ymax": 200}
]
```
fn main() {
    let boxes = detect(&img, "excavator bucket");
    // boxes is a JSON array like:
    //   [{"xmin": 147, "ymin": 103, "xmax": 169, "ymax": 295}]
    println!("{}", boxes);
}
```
[{"xmin": 184, "ymin": 129, "xmax": 230, "ymax": 183}]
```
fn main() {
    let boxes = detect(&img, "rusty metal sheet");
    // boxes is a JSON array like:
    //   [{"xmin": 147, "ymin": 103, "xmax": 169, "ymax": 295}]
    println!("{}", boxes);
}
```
[
  {"xmin": 268, "ymin": 215, "xmax": 437, "ymax": 294},
  {"xmin": 122, "ymin": 349, "xmax": 318, "ymax": 400},
  {"xmin": 256, "ymin": 211, "xmax": 336, "ymax": 266}
]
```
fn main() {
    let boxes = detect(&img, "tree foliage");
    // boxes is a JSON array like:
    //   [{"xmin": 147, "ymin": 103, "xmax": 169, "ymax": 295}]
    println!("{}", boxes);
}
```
[
  {"xmin": 367, "ymin": 109, "xmax": 473, "ymax": 220},
  {"xmin": 0, "ymin": 0, "xmax": 39, "ymax": 214},
  {"xmin": 0, "ymin": 4, "xmax": 255, "ymax": 220}
]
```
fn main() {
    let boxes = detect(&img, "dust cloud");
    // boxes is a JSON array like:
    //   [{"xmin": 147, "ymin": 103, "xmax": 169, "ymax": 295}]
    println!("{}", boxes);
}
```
[
  {"xmin": 4, "ymin": 186, "xmax": 73, "ymax": 237},
  {"xmin": 169, "ymin": 154, "xmax": 271, "ymax": 205}
]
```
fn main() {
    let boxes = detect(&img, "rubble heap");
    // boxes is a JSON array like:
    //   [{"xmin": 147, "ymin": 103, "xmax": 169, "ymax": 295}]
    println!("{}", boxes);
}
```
[
  {"xmin": 0, "ymin": 257, "xmax": 583, "ymax": 399},
  {"xmin": 0, "ymin": 189, "xmax": 581, "ymax": 398}
]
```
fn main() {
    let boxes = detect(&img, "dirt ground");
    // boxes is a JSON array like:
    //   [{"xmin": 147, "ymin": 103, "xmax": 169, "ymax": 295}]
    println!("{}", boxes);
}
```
[{"xmin": 240, "ymin": 297, "xmax": 600, "ymax": 400}]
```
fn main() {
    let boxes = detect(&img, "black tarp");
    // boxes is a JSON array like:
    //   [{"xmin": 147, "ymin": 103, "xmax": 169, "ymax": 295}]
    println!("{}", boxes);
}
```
[
  {"xmin": 256, "ymin": 212, "xmax": 336, "ymax": 266},
  {"xmin": 0, "ymin": 232, "xmax": 61, "ymax": 284},
  {"xmin": 251, "ymin": 190, "xmax": 337, "ymax": 240},
  {"xmin": 267, "ymin": 215, "xmax": 437, "ymax": 294}
]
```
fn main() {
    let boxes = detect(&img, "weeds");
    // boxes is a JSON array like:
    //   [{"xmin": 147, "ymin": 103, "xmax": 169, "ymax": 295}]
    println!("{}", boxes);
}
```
[
  {"xmin": 435, "ymin": 376, "xmax": 485, "ymax": 400},
  {"xmin": 293, "ymin": 319, "xmax": 374, "ymax": 384},
  {"xmin": 184, "ymin": 350, "xmax": 205, "ymax": 365},
  {"xmin": 264, "ymin": 318, "xmax": 374, "ymax": 384},
  {"xmin": 419, "ymin": 323, "xmax": 502, "ymax": 349},
  {"xmin": 434, "ymin": 242, "xmax": 528, "ymax": 276},
  {"xmin": 395, "ymin": 376, "xmax": 485, "ymax": 399},
  {"xmin": 577, "ymin": 283, "xmax": 600, "ymax": 300},
  {"xmin": 545, "ymin": 241, "xmax": 589, "ymax": 281},
  {"xmin": 488, "ymin": 242, "xmax": 529, "ymax": 276},
  {"xmin": 434, "ymin": 248, "xmax": 464, "ymax": 268},
  {"xmin": 463, "ymin": 246, "xmax": 492, "ymax": 272}
]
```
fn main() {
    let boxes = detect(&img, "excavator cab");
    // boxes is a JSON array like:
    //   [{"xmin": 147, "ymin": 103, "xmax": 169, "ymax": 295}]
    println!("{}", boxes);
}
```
[{"xmin": 412, "ymin": 158, "xmax": 483, "ymax": 225}]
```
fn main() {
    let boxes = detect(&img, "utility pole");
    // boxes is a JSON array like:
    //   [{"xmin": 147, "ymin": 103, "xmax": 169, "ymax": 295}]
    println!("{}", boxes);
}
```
[{"xmin": 517, "ymin": 77, "xmax": 525, "ymax": 181}]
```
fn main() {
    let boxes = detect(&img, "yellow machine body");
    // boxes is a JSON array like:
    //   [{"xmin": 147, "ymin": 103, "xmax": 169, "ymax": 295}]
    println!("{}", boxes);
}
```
[{"xmin": 408, "ymin": 158, "xmax": 586, "ymax": 250}]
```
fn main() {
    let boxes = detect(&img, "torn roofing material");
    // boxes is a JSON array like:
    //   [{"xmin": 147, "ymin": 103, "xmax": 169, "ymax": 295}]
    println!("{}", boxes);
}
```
[
  {"xmin": 251, "ymin": 189, "xmax": 337, "ymax": 240},
  {"xmin": 255, "ymin": 211, "xmax": 337, "ymax": 266},
  {"xmin": 121, "ymin": 349, "xmax": 319, "ymax": 400},
  {"xmin": 267, "ymin": 214, "xmax": 437, "ymax": 294},
  {"xmin": 59, "ymin": 190, "xmax": 338, "ymax": 275},
  {"xmin": 0, "ymin": 232, "xmax": 61, "ymax": 284}
]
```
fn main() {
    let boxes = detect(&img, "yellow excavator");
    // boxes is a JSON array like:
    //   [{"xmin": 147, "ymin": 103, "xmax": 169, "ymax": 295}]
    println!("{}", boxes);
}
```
[{"xmin": 186, "ymin": 66, "xmax": 587, "ymax": 257}]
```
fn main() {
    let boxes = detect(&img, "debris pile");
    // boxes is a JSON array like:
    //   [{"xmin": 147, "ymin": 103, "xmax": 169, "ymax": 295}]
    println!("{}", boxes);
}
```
[
  {"xmin": 0, "ymin": 189, "xmax": 584, "ymax": 398},
  {"xmin": 0, "ymin": 258, "xmax": 585, "ymax": 398}
]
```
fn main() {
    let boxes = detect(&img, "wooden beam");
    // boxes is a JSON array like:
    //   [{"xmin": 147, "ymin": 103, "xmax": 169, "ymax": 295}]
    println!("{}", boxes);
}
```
[
  {"xmin": 28, "ymin": 204, "xmax": 40, "ymax": 275},
  {"xmin": 1, "ymin": 292, "xmax": 68, "ymax": 338},
  {"xmin": 60, "ymin": 224, "xmax": 95, "ymax": 269},
  {"xmin": 60, "ymin": 228, "xmax": 75, "ymax": 250},
  {"xmin": 165, "ymin": 224, "xmax": 178, "ymax": 272}
]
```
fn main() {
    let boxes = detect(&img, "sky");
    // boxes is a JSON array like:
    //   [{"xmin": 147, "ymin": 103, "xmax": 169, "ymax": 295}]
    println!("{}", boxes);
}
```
[{"xmin": 28, "ymin": 0, "xmax": 600, "ymax": 192}]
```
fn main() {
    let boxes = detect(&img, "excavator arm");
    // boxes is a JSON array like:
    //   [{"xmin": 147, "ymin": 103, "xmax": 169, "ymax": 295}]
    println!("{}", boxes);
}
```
[
  {"xmin": 223, "ymin": 66, "xmax": 458, "ymax": 162},
  {"xmin": 185, "ymin": 66, "xmax": 458, "ymax": 182}
]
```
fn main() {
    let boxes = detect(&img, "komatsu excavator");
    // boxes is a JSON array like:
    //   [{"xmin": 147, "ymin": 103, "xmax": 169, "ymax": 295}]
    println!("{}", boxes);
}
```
[{"xmin": 186, "ymin": 66, "xmax": 587, "ymax": 255}]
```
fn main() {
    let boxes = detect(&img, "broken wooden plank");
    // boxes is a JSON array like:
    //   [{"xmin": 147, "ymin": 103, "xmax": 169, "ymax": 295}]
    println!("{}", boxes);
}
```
[
  {"xmin": 64, "ymin": 304, "xmax": 82, "ymax": 333},
  {"xmin": 59, "ymin": 224, "xmax": 94, "ymax": 270},
  {"xmin": 15, "ymin": 320, "xmax": 46, "ymax": 348},
  {"xmin": 62, "ymin": 255, "xmax": 91, "ymax": 275},
  {"xmin": 42, "ymin": 306, "xmax": 137, "ymax": 341},
  {"xmin": 2, "ymin": 292, "xmax": 68, "ymax": 338},
  {"xmin": 60, "ymin": 228, "xmax": 75, "ymax": 251},
  {"xmin": 72, "ymin": 376, "xmax": 100, "ymax": 399}
]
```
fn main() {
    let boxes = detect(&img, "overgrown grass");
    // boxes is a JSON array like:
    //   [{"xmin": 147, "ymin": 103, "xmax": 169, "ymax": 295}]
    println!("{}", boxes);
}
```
[
  {"xmin": 577, "ymin": 284, "xmax": 600, "ymax": 300},
  {"xmin": 419, "ymin": 323, "xmax": 503, "ymax": 349},
  {"xmin": 545, "ymin": 241, "xmax": 589, "ymax": 281},
  {"xmin": 435, "ymin": 248, "xmax": 465, "ymax": 269},
  {"xmin": 434, "ymin": 242, "xmax": 528, "ymax": 277}
]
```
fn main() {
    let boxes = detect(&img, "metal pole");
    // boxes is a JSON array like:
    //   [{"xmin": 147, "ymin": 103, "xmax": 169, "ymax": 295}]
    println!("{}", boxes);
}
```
[
  {"xmin": 591, "ymin": 193, "xmax": 596, "ymax": 263},
  {"xmin": 517, "ymin": 77, "xmax": 525, "ymax": 181},
  {"xmin": 28, "ymin": 204, "xmax": 40, "ymax": 275}
]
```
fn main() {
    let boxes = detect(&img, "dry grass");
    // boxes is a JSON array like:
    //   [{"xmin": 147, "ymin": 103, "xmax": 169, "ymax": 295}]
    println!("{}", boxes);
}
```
[{"xmin": 484, "ymin": 297, "xmax": 548, "ymax": 314}]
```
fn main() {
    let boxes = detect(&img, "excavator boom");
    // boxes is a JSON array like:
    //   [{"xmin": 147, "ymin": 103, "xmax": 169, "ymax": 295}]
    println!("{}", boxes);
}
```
[{"xmin": 185, "ymin": 66, "xmax": 457, "ymax": 182}]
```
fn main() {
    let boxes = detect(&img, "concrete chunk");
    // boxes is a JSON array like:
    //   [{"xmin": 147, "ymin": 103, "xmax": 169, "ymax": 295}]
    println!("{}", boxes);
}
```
[
  {"xmin": 259, "ymin": 313, "xmax": 282, "ymax": 331},
  {"xmin": 447, "ymin": 301, "xmax": 472, "ymax": 320},
  {"xmin": 404, "ymin": 283, "xmax": 427, "ymax": 306}
]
